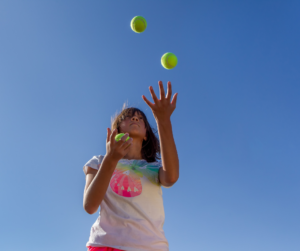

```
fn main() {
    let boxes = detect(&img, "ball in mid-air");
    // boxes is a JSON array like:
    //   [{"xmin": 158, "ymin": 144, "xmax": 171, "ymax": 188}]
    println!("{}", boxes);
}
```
[
  {"xmin": 115, "ymin": 133, "xmax": 130, "ymax": 142},
  {"xmin": 131, "ymin": 16, "xmax": 147, "ymax": 33},
  {"xmin": 161, "ymin": 52, "xmax": 178, "ymax": 69}
]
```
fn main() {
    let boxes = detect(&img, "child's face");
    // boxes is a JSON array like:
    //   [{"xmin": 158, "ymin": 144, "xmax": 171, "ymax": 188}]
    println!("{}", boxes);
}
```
[{"xmin": 119, "ymin": 111, "xmax": 147, "ymax": 141}]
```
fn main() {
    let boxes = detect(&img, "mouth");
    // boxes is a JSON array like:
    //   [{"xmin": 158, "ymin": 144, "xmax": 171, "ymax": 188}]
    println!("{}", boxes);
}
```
[{"xmin": 130, "ymin": 123, "xmax": 139, "ymax": 126}]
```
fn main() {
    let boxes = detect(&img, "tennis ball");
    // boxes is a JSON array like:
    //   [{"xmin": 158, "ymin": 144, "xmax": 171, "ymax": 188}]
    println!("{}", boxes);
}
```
[
  {"xmin": 131, "ymin": 16, "xmax": 147, "ymax": 33},
  {"xmin": 161, "ymin": 52, "xmax": 178, "ymax": 69},
  {"xmin": 115, "ymin": 133, "xmax": 130, "ymax": 142}
]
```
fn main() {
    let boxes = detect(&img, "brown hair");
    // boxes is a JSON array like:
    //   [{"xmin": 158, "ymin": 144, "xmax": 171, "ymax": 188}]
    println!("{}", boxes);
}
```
[{"xmin": 111, "ymin": 105, "xmax": 160, "ymax": 162}]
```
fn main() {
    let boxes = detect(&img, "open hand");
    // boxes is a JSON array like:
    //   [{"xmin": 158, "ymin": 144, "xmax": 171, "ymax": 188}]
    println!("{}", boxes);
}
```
[
  {"xmin": 106, "ymin": 128, "xmax": 133, "ymax": 161},
  {"xmin": 142, "ymin": 81, "xmax": 178, "ymax": 122}
]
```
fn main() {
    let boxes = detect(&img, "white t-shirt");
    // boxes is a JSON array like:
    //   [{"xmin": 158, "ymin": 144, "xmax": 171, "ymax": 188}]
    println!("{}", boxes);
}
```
[{"xmin": 83, "ymin": 155, "xmax": 169, "ymax": 251}]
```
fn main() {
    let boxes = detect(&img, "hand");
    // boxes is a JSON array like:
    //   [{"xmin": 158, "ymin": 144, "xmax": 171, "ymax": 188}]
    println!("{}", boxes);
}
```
[
  {"xmin": 142, "ymin": 81, "xmax": 178, "ymax": 122},
  {"xmin": 105, "ymin": 128, "xmax": 133, "ymax": 162}
]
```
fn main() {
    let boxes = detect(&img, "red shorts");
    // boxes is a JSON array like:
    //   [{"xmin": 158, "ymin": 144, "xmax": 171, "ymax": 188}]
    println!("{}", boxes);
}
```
[{"xmin": 87, "ymin": 246, "xmax": 124, "ymax": 251}]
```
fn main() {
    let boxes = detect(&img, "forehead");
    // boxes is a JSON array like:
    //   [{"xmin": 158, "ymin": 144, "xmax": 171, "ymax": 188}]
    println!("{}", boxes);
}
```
[
  {"xmin": 132, "ymin": 111, "xmax": 142, "ymax": 116},
  {"xmin": 123, "ymin": 109, "xmax": 143, "ymax": 117}
]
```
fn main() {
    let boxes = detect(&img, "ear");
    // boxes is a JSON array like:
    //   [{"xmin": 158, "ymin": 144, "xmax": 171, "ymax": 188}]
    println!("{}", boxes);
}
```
[{"xmin": 144, "ymin": 136, "xmax": 147, "ymax": 141}]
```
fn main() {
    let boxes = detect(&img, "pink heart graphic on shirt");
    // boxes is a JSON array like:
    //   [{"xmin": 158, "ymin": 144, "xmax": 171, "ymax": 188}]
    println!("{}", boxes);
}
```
[
  {"xmin": 110, "ymin": 169, "xmax": 142, "ymax": 197},
  {"xmin": 109, "ymin": 161, "xmax": 160, "ymax": 198}
]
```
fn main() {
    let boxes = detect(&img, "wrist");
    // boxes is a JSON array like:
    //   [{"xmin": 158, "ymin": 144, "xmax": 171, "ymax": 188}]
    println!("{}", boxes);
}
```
[
  {"xmin": 103, "ymin": 154, "xmax": 119, "ymax": 167},
  {"xmin": 156, "ymin": 117, "xmax": 172, "ymax": 127}
]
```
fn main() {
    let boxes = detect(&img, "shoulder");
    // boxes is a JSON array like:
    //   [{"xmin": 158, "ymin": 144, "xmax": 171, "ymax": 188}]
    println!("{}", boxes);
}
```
[{"xmin": 83, "ymin": 155, "xmax": 105, "ymax": 175}]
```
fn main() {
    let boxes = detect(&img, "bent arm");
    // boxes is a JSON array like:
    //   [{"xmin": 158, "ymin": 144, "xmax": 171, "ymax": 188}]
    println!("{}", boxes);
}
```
[
  {"xmin": 158, "ymin": 118, "xmax": 179, "ymax": 187},
  {"xmin": 83, "ymin": 156, "xmax": 118, "ymax": 214}
]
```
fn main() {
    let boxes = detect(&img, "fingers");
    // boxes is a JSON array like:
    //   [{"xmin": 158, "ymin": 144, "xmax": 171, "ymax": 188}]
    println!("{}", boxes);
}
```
[
  {"xmin": 117, "ymin": 133, "xmax": 133, "ymax": 153},
  {"xmin": 122, "ymin": 138, "xmax": 133, "ymax": 150},
  {"xmin": 158, "ymin": 81, "xmax": 166, "ymax": 100},
  {"xmin": 115, "ymin": 133, "xmax": 129, "ymax": 147},
  {"xmin": 142, "ymin": 95, "xmax": 155, "ymax": 109},
  {"xmin": 149, "ymin": 86, "xmax": 159, "ymax": 103},
  {"xmin": 171, "ymin": 93, "xmax": 178, "ymax": 107},
  {"xmin": 121, "ymin": 133, "xmax": 129, "ymax": 142},
  {"xmin": 166, "ymin": 81, "xmax": 172, "ymax": 101},
  {"xmin": 106, "ymin": 128, "xmax": 111, "ymax": 143}
]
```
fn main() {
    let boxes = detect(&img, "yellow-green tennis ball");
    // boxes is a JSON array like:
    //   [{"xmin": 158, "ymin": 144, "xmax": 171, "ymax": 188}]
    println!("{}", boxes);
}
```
[
  {"xmin": 131, "ymin": 16, "xmax": 147, "ymax": 33},
  {"xmin": 115, "ymin": 133, "xmax": 130, "ymax": 142},
  {"xmin": 161, "ymin": 52, "xmax": 178, "ymax": 69}
]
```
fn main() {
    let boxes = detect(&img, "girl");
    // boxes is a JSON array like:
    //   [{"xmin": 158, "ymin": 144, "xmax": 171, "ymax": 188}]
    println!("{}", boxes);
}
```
[{"xmin": 83, "ymin": 81, "xmax": 179, "ymax": 251}]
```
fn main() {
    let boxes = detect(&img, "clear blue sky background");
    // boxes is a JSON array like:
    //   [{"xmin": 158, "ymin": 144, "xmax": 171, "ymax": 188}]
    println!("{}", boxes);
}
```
[{"xmin": 0, "ymin": 1, "xmax": 299, "ymax": 250}]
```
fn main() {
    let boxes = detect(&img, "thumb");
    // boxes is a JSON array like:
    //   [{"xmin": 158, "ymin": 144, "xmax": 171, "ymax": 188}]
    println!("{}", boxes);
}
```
[
  {"xmin": 106, "ymin": 128, "xmax": 111, "ymax": 143},
  {"xmin": 110, "ymin": 128, "xmax": 118, "ymax": 145}
]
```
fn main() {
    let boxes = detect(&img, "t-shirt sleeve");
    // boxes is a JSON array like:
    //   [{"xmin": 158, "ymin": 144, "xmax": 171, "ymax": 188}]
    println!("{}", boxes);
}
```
[{"xmin": 83, "ymin": 155, "xmax": 105, "ymax": 175}]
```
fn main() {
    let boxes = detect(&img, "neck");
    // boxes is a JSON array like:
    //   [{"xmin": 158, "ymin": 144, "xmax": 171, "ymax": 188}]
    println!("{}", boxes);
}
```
[{"xmin": 123, "ymin": 138, "xmax": 143, "ymax": 160}]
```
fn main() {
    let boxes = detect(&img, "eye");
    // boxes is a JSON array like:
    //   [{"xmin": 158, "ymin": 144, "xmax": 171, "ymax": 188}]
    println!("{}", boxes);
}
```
[{"xmin": 139, "ymin": 117, "xmax": 143, "ymax": 120}]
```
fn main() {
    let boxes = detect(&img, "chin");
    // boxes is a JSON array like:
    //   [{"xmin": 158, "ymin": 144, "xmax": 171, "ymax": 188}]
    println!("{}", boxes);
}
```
[{"xmin": 128, "ymin": 130, "xmax": 145, "ymax": 138}]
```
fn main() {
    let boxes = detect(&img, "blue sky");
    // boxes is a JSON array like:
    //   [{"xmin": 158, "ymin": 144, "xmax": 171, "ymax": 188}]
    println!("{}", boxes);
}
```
[{"xmin": 0, "ymin": 1, "xmax": 300, "ymax": 250}]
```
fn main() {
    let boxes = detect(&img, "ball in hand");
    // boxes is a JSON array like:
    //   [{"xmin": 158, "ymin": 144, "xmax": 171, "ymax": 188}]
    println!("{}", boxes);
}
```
[{"xmin": 115, "ymin": 133, "xmax": 130, "ymax": 142}]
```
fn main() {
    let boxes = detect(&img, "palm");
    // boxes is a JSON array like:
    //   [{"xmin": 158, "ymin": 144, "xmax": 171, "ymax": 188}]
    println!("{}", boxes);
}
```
[{"xmin": 142, "ymin": 81, "xmax": 178, "ymax": 121}]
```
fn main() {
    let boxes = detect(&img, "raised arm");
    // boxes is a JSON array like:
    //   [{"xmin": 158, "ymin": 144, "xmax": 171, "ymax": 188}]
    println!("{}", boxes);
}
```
[{"xmin": 142, "ymin": 81, "xmax": 179, "ymax": 187}]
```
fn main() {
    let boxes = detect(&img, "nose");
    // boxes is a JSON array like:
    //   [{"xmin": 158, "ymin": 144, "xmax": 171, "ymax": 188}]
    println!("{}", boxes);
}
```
[{"xmin": 131, "ymin": 116, "xmax": 139, "ymax": 122}]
